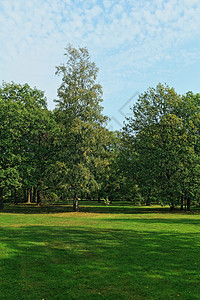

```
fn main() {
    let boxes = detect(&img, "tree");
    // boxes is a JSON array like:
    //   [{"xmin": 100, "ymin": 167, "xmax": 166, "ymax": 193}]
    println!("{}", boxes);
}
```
[
  {"xmin": 177, "ymin": 91, "xmax": 200, "ymax": 210},
  {"xmin": 54, "ymin": 45, "xmax": 108, "ymax": 211},
  {"xmin": 0, "ymin": 97, "xmax": 24, "ymax": 209},
  {"xmin": 117, "ymin": 133, "xmax": 145, "ymax": 203},
  {"xmin": 122, "ymin": 83, "xmax": 200, "ymax": 210},
  {"xmin": 0, "ymin": 82, "xmax": 57, "ymax": 209}
]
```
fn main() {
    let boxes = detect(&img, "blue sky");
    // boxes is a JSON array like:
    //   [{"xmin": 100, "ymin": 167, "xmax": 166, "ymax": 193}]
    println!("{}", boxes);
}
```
[{"xmin": 0, "ymin": 0, "xmax": 200, "ymax": 130}]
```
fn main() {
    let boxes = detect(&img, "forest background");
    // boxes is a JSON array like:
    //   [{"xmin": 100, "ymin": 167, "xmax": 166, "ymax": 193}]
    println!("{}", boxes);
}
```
[{"xmin": 1, "ymin": 45, "xmax": 200, "ymax": 212}]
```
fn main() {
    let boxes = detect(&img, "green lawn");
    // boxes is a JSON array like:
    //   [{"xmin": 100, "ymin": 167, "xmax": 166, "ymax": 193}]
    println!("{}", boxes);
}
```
[{"xmin": 0, "ymin": 203, "xmax": 200, "ymax": 299}]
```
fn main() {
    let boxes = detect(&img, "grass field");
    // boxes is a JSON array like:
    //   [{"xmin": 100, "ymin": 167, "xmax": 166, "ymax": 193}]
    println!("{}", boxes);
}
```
[{"xmin": 1, "ymin": 203, "xmax": 200, "ymax": 299}]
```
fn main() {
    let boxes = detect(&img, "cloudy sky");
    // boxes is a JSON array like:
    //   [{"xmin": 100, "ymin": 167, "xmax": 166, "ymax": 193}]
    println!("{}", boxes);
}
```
[{"xmin": 0, "ymin": 0, "xmax": 200, "ymax": 129}]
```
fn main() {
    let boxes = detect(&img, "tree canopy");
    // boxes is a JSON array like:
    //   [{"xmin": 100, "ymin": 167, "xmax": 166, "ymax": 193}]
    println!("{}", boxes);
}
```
[{"xmin": 1, "ymin": 49, "xmax": 200, "ymax": 212}]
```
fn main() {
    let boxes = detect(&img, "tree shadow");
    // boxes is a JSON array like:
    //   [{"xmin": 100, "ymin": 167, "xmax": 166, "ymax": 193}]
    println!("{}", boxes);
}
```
[
  {"xmin": 2, "ymin": 203, "xmax": 175, "ymax": 215},
  {"xmin": 0, "ymin": 224, "xmax": 200, "ymax": 299},
  {"xmin": 2, "ymin": 203, "xmax": 73, "ymax": 214},
  {"xmin": 102, "ymin": 217, "xmax": 200, "ymax": 225}
]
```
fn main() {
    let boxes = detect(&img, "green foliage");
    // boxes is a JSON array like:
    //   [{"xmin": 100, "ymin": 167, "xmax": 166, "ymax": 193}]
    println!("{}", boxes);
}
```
[
  {"xmin": 122, "ymin": 83, "xmax": 200, "ymax": 209},
  {"xmin": 0, "ymin": 81, "xmax": 47, "ymax": 108},
  {"xmin": 0, "ymin": 81, "xmax": 57, "ymax": 208},
  {"xmin": 1, "ymin": 63, "xmax": 200, "ymax": 211},
  {"xmin": 54, "ymin": 45, "xmax": 109, "ymax": 210},
  {"xmin": 102, "ymin": 197, "xmax": 111, "ymax": 206}
]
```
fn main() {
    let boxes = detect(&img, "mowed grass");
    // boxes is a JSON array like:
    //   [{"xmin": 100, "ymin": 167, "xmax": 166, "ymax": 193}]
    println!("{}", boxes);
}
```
[{"xmin": 0, "ymin": 203, "xmax": 200, "ymax": 299}]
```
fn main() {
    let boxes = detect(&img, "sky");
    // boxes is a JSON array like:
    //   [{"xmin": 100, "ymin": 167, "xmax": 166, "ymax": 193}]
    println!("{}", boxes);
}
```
[{"xmin": 0, "ymin": 0, "xmax": 200, "ymax": 130}]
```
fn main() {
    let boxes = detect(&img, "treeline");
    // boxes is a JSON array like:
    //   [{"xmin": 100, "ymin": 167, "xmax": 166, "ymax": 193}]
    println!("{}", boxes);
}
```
[
  {"xmin": 1, "ymin": 45, "xmax": 200, "ymax": 211},
  {"xmin": 121, "ymin": 85, "xmax": 200, "ymax": 211}
]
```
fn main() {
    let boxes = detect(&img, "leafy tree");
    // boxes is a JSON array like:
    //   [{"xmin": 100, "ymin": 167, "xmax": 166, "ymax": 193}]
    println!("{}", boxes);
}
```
[
  {"xmin": 93, "ymin": 130, "xmax": 121, "ymax": 202},
  {"xmin": 177, "ymin": 91, "xmax": 200, "ymax": 210},
  {"xmin": 0, "ymin": 81, "xmax": 47, "ymax": 108},
  {"xmin": 0, "ymin": 82, "xmax": 57, "ymax": 209},
  {"xmin": 123, "ymin": 83, "xmax": 200, "ymax": 210},
  {"xmin": 117, "ymin": 134, "xmax": 144, "ymax": 203},
  {"xmin": 0, "ymin": 97, "xmax": 24, "ymax": 209},
  {"xmin": 54, "ymin": 45, "xmax": 108, "ymax": 211}
]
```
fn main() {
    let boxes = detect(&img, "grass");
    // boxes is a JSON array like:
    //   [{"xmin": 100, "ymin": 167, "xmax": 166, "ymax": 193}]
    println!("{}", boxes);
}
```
[{"xmin": 1, "ymin": 203, "xmax": 200, "ymax": 299}]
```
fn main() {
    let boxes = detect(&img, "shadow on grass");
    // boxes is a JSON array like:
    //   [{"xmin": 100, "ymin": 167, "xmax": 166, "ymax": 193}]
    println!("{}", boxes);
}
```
[
  {"xmin": 2, "ymin": 203, "xmax": 73, "ymax": 214},
  {"xmin": 0, "ymin": 224, "xmax": 200, "ymax": 299},
  {"xmin": 102, "ymin": 217, "xmax": 200, "ymax": 226},
  {"xmin": 1, "ymin": 203, "xmax": 181, "ymax": 215}
]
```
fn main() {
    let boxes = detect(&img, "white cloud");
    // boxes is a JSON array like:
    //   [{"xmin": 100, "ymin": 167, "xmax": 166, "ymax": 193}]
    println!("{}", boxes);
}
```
[{"xmin": 0, "ymin": 0, "xmax": 200, "ymax": 116}]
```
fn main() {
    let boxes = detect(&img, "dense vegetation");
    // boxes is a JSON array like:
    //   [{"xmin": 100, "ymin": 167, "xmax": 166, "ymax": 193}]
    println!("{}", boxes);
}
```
[{"xmin": 1, "ymin": 45, "xmax": 200, "ymax": 211}]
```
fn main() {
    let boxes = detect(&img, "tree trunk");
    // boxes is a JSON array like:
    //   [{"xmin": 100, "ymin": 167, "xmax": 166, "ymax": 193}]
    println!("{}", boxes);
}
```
[
  {"xmin": 30, "ymin": 187, "xmax": 33, "ymax": 202},
  {"xmin": 169, "ymin": 194, "xmax": 175, "ymax": 211},
  {"xmin": 180, "ymin": 195, "xmax": 184, "ymax": 211},
  {"xmin": 14, "ymin": 188, "xmax": 18, "ymax": 205},
  {"xmin": 73, "ymin": 191, "xmax": 79, "ymax": 212},
  {"xmin": 98, "ymin": 196, "xmax": 101, "ymax": 203},
  {"xmin": 27, "ymin": 188, "xmax": 31, "ymax": 204},
  {"xmin": 32, "ymin": 187, "xmax": 36, "ymax": 203},
  {"xmin": 24, "ymin": 188, "xmax": 27, "ymax": 203},
  {"xmin": 109, "ymin": 195, "xmax": 113, "ymax": 204},
  {"xmin": 37, "ymin": 190, "xmax": 42, "ymax": 206},
  {"xmin": 146, "ymin": 193, "xmax": 150, "ymax": 206},
  {"xmin": 187, "ymin": 196, "xmax": 191, "ymax": 211},
  {"xmin": 0, "ymin": 187, "xmax": 4, "ymax": 211}
]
